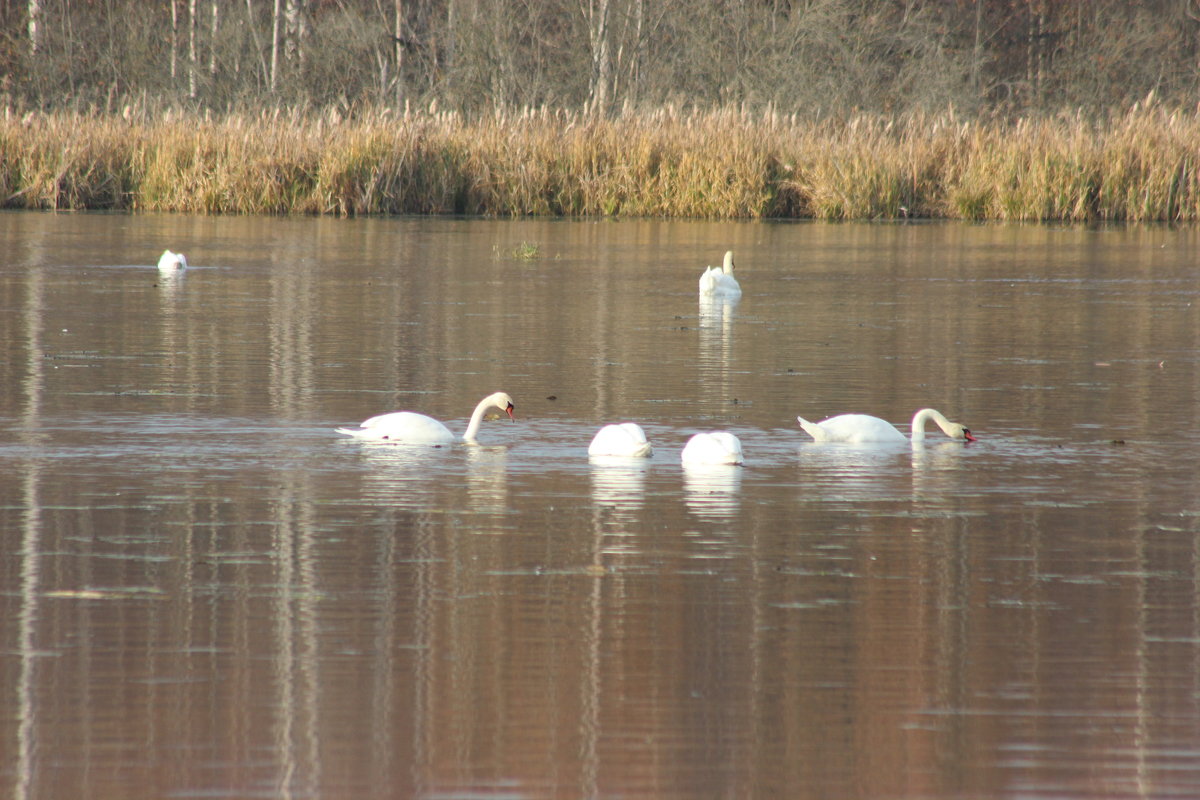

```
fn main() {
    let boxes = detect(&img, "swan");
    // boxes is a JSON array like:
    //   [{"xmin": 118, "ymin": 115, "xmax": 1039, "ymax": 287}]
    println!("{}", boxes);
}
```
[
  {"xmin": 698, "ymin": 250, "xmax": 741, "ymax": 297},
  {"xmin": 158, "ymin": 249, "xmax": 187, "ymax": 271},
  {"xmin": 588, "ymin": 422, "xmax": 653, "ymax": 458},
  {"xmin": 681, "ymin": 431, "xmax": 744, "ymax": 465},
  {"xmin": 796, "ymin": 408, "xmax": 976, "ymax": 444},
  {"xmin": 336, "ymin": 392, "xmax": 515, "ymax": 445}
]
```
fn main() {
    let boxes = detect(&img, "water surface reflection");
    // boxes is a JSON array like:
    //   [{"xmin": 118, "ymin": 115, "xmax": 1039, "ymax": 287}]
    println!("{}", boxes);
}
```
[{"xmin": 2, "ymin": 214, "xmax": 1200, "ymax": 799}]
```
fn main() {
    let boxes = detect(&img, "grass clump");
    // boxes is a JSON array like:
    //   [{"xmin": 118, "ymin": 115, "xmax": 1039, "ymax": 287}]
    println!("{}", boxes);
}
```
[{"xmin": 2, "ymin": 102, "xmax": 1200, "ymax": 221}]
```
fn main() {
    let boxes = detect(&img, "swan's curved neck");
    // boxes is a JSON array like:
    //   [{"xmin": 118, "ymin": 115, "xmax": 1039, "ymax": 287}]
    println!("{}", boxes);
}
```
[
  {"xmin": 722, "ymin": 251, "xmax": 735, "ymax": 275},
  {"xmin": 910, "ymin": 408, "xmax": 951, "ymax": 442},
  {"xmin": 462, "ymin": 400, "xmax": 490, "ymax": 443}
]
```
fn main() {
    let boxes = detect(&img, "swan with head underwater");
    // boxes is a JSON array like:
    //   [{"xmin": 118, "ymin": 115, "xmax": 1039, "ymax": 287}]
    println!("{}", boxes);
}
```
[
  {"xmin": 589, "ymin": 422, "xmax": 653, "ymax": 458},
  {"xmin": 337, "ymin": 392, "xmax": 515, "ymax": 445},
  {"xmin": 796, "ymin": 408, "xmax": 976, "ymax": 444},
  {"xmin": 698, "ymin": 250, "xmax": 741, "ymax": 298},
  {"xmin": 158, "ymin": 249, "xmax": 188, "ymax": 271},
  {"xmin": 681, "ymin": 431, "xmax": 744, "ymax": 465}
]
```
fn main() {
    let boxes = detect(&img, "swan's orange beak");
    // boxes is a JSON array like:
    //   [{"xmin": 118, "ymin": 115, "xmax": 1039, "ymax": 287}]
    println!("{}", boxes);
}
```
[
  {"xmin": 505, "ymin": 403, "xmax": 515, "ymax": 422},
  {"xmin": 963, "ymin": 429, "xmax": 977, "ymax": 442}
]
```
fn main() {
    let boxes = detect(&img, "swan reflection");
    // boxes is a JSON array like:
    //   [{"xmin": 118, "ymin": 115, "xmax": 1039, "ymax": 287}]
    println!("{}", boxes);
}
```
[
  {"xmin": 698, "ymin": 294, "xmax": 738, "ymax": 337},
  {"xmin": 354, "ymin": 441, "xmax": 452, "ymax": 510},
  {"xmin": 797, "ymin": 443, "xmax": 912, "ymax": 503},
  {"xmin": 590, "ymin": 455, "xmax": 649, "ymax": 563},
  {"xmin": 465, "ymin": 445, "xmax": 508, "ymax": 514},
  {"xmin": 157, "ymin": 267, "xmax": 186, "ymax": 293},
  {"xmin": 682, "ymin": 463, "xmax": 743, "ymax": 520},
  {"xmin": 589, "ymin": 456, "xmax": 648, "ymax": 513},
  {"xmin": 910, "ymin": 441, "xmax": 969, "ymax": 505}
]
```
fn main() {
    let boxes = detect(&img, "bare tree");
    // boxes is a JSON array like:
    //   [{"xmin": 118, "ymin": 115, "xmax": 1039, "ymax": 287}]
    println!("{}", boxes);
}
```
[
  {"xmin": 189, "ymin": 0, "xmax": 199, "ymax": 98},
  {"xmin": 284, "ymin": 0, "xmax": 307, "ymax": 66},
  {"xmin": 394, "ymin": 0, "xmax": 404, "ymax": 106},
  {"xmin": 27, "ymin": 0, "xmax": 40, "ymax": 55},
  {"xmin": 584, "ymin": 0, "xmax": 612, "ymax": 114},
  {"xmin": 170, "ymin": 0, "xmax": 180, "ymax": 81},
  {"xmin": 210, "ymin": 0, "xmax": 220, "ymax": 80},
  {"xmin": 270, "ymin": 0, "xmax": 281, "ymax": 92}
]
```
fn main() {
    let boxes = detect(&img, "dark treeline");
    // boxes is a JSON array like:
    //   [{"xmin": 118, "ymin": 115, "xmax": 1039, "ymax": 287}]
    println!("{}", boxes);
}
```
[{"xmin": 2, "ymin": 0, "xmax": 1198, "ymax": 117}]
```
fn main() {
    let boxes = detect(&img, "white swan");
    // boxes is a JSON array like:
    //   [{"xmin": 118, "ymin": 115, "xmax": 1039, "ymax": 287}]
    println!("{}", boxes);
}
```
[
  {"xmin": 681, "ymin": 431, "xmax": 744, "ymax": 465},
  {"xmin": 337, "ymin": 392, "xmax": 515, "ymax": 445},
  {"xmin": 588, "ymin": 422, "xmax": 653, "ymax": 457},
  {"xmin": 796, "ymin": 408, "xmax": 976, "ymax": 444},
  {"xmin": 698, "ymin": 250, "xmax": 741, "ymax": 297},
  {"xmin": 158, "ymin": 249, "xmax": 187, "ymax": 271}
]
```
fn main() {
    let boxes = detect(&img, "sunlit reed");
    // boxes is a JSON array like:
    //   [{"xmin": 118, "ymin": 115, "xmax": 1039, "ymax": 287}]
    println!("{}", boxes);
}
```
[{"xmin": 1, "ymin": 101, "xmax": 1197, "ymax": 221}]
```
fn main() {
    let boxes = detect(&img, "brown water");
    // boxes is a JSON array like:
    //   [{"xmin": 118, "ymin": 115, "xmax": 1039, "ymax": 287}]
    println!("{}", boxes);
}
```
[{"xmin": 2, "ymin": 212, "xmax": 1200, "ymax": 799}]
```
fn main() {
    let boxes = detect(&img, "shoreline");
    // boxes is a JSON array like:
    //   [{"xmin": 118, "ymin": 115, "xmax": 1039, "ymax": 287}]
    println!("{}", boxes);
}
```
[{"xmin": 3, "ymin": 105, "xmax": 1197, "ymax": 222}]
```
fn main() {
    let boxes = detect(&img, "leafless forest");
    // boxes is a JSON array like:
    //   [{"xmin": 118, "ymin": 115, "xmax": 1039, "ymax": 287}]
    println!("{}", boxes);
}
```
[{"xmin": 4, "ymin": 0, "xmax": 1200, "ymax": 117}]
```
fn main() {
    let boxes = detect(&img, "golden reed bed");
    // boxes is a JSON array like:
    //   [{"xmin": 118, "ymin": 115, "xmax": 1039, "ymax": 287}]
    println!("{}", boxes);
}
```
[{"xmin": 2, "ymin": 100, "xmax": 1197, "ymax": 221}]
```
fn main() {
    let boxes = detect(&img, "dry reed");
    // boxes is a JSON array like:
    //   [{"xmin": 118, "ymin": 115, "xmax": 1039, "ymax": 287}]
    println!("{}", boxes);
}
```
[{"xmin": 2, "ymin": 102, "xmax": 1199, "ymax": 221}]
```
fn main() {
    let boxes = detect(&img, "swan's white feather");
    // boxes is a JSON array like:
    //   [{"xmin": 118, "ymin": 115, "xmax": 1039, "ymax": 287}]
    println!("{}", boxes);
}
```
[
  {"xmin": 681, "ymin": 431, "xmax": 744, "ymax": 465},
  {"xmin": 337, "ymin": 411, "xmax": 455, "ymax": 444},
  {"xmin": 698, "ymin": 251, "xmax": 741, "ymax": 297},
  {"xmin": 158, "ymin": 249, "xmax": 187, "ymax": 271},
  {"xmin": 588, "ymin": 422, "xmax": 653, "ymax": 457},
  {"xmin": 797, "ymin": 408, "xmax": 975, "ymax": 444},
  {"xmin": 337, "ymin": 392, "xmax": 514, "ymax": 445}
]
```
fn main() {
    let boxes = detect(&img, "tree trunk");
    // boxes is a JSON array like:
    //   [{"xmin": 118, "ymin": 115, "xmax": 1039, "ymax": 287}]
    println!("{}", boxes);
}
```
[
  {"xmin": 170, "ymin": 0, "xmax": 179, "ymax": 81},
  {"xmin": 270, "ymin": 0, "xmax": 281, "ymax": 91},
  {"xmin": 285, "ymin": 0, "xmax": 308, "ymax": 66},
  {"xmin": 586, "ymin": 0, "xmax": 612, "ymax": 115},
  {"xmin": 394, "ymin": 0, "xmax": 404, "ymax": 107},
  {"xmin": 188, "ymin": 0, "xmax": 199, "ymax": 98},
  {"xmin": 27, "ymin": 0, "xmax": 40, "ymax": 55},
  {"xmin": 210, "ymin": 0, "xmax": 220, "ymax": 78}
]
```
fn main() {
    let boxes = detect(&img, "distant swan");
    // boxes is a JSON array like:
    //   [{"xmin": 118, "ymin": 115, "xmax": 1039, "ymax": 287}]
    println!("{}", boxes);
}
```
[
  {"xmin": 681, "ymin": 431, "xmax": 744, "ymax": 465},
  {"xmin": 698, "ymin": 250, "xmax": 741, "ymax": 297},
  {"xmin": 158, "ymin": 249, "xmax": 187, "ymax": 271},
  {"xmin": 588, "ymin": 422, "xmax": 652, "ymax": 457},
  {"xmin": 796, "ymin": 408, "xmax": 976, "ymax": 444},
  {"xmin": 337, "ymin": 392, "xmax": 515, "ymax": 445}
]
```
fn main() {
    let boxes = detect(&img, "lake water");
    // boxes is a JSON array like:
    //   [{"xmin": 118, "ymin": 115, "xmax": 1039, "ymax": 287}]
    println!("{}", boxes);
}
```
[{"xmin": 2, "ymin": 211, "xmax": 1200, "ymax": 799}]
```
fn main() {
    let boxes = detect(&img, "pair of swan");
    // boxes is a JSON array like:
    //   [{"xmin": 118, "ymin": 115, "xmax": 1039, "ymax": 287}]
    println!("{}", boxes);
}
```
[
  {"xmin": 589, "ymin": 423, "xmax": 745, "ymax": 466},
  {"xmin": 158, "ymin": 249, "xmax": 187, "ymax": 271}
]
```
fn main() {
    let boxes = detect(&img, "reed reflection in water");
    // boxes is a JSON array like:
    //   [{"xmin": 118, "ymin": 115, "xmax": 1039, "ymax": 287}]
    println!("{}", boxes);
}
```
[{"xmin": 1, "ymin": 213, "xmax": 1200, "ymax": 799}]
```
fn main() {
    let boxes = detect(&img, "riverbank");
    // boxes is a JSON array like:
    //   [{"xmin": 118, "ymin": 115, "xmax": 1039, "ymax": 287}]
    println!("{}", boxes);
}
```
[{"xmin": 2, "ymin": 103, "xmax": 1196, "ymax": 221}]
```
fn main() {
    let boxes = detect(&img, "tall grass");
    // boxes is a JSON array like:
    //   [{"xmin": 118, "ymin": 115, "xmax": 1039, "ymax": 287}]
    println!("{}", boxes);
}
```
[{"xmin": 2, "ymin": 101, "xmax": 1199, "ymax": 221}]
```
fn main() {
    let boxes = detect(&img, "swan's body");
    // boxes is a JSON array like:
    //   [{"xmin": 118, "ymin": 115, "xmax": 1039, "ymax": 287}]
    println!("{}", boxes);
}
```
[
  {"xmin": 588, "ymin": 422, "xmax": 653, "ymax": 458},
  {"xmin": 797, "ymin": 408, "xmax": 976, "ymax": 444},
  {"xmin": 681, "ymin": 431, "xmax": 744, "ymax": 465},
  {"xmin": 337, "ymin": 392, "xmax": 515, "ymax": 445},
  {"xmin": 158, "ymin": 249, "xmax": 187, "ymax": 271},
  {"xmin": 698, "ymin": 250, "xmax": 741, "ymax": 297}
]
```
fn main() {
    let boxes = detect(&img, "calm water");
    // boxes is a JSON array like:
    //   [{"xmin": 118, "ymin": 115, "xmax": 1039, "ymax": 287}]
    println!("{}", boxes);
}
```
[{"xmin": 2, "ymin": 212, "xmax": 1200, "ymax": 799}]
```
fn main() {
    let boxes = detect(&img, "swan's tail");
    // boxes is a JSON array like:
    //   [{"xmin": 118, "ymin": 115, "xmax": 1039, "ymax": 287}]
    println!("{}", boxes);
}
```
[
  {"xmin": 796, "ymin": 415, "xmax": 821, "ymax": 441},
  {"xmin": 336, "ymin": 426, "xmax": 367, "ymax": 438},
  {"xmin": 698, "ymin": 266, "xmax": 720, "ymax": 295}
]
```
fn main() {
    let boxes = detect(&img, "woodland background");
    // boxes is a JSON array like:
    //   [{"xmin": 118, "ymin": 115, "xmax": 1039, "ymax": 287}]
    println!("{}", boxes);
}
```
[{"xmin": 3, "ymin": 0, "xmax": 1199, "ymax": 117}]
